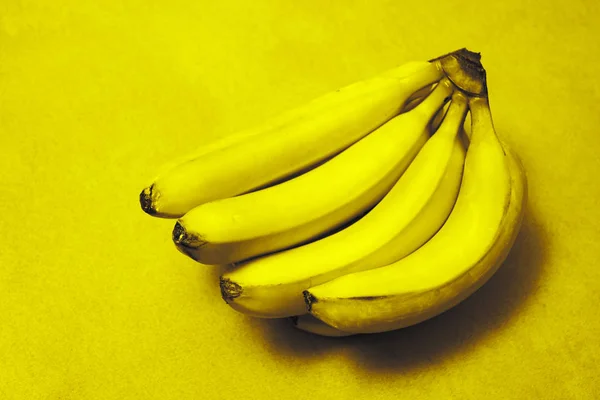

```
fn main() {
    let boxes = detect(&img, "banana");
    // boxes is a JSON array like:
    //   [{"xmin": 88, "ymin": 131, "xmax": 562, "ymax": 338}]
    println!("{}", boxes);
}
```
[
  {"xmin": 291, "ymin": 315, "xmax": 355, "ymax": 337},
  {"xmin": 402, "ymin": 83, "xmax": 435, "ymax": 112},
  {"xmin": 172, "ymin": 80, "xmax": 453, "ymax": 265},
  {"xmin": 139, "ymin": 61, "xmax": 443, "ymax": 218},
  {"xmin": 304, "ymin": 96, "xmax": 527, "ymax": 334},
  {"xmin": 219, "ymin": 91, "xmax": 469, "ymax": 318},
  {"xmin": 152, "ymin": 82, "xmax": 437, "ymax": 200},
  {"xmin": 160, "ymin": 131, "xmax": 263, "ymax": 173}
]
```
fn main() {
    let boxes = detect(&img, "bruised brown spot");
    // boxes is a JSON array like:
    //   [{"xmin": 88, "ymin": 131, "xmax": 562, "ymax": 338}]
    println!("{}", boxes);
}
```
[
  {"xmin": 303, "ymin": 290, "xmax": 317, "ymax": 312},
  {"xmin": 347, "ymin": 296, "xmax": 387, "ymax": 301}
]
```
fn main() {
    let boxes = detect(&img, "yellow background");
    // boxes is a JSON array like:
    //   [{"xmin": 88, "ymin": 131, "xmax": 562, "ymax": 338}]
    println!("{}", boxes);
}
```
[{"xmin": 1, "ymin": 1, "xmax": 599, "ymax": 399}]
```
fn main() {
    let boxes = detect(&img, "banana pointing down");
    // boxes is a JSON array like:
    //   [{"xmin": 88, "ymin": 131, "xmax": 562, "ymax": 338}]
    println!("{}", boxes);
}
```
[
  {"xmin": 219, "ymin": 88, "xmax": 469, "ymax": 318},
  {"xmin": 140, "ymin": 61, "xmax": 443, "ymax": 218},
  {"xmin": 172, "ymin": 79, "xmax": 453, "ymax": 265},
  {"xmin": 304, "ymin": 96, "xmax": 527, "ymax": 334}
]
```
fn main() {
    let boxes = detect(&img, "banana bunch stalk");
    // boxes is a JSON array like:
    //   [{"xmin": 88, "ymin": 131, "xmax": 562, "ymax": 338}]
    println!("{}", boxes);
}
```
[{"xmin": 139, "ymin": 48, "xmax": 527, "ymax": 336}]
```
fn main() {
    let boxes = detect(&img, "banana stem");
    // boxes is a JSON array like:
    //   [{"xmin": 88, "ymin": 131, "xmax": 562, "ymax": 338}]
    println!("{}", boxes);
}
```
[
  {"xmin": 444, "ymin": 92, "xmax": 469, "ymax": 124},
  {"xmin": 412, "ymin": 78, "xmax": 453, "ymax": 119},
  {"xmin": 429, "ymin": 100, "xmax": 450, "ymax": 132},
  {"xmin": 469, "ymin": 97, "xmax": 493, "ymax": 129},
  {"xmin": 468, "ymin": 96, "xmax": 503, "ymax": 148}
]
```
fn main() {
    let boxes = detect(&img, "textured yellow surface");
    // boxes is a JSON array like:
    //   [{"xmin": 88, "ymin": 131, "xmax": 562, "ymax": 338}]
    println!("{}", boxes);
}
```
[{"xmin": 1, "ymin": 1, "xmax": 599, "ymax": 399}]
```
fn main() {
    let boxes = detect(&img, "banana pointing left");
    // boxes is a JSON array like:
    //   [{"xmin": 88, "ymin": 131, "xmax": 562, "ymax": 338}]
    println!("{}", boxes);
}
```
[
  {"xmin": 173, "ymin": 80, "xmax": 452, "ymax": 265},
  {"xmin": 139, "ymin": 61, "xmax": 444, "ymax": 218}
]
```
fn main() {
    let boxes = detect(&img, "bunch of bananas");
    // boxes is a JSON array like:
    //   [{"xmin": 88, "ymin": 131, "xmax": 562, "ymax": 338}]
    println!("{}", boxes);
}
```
[{"xmin": 139, "ymin": 48, "xmax": 527, "ymax": 336}]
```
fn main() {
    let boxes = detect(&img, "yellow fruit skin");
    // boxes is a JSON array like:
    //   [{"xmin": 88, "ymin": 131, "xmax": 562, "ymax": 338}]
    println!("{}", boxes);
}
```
[
  {"xmin": 173, "ymin": 80, "xmax": 453, "ymax": 265},
  {"xmin": 219, "ymin": 92, "xmax": 469, "ymax": 318},
  {"xmin": 305, "ymin": 98, "xmax": 526, "ymax": 334},
  {"xmin": 140, "ymin": 61, "xmax": 443, "ymax": 218}
]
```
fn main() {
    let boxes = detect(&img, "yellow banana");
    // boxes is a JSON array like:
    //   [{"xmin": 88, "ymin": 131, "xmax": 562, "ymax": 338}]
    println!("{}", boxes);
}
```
[
  {"xmin": 172, "ymin": 80, "xmax": 452, "ymax": 265},
  {"xmin": 139, "ymin": 61, "xmax": 443, "ymax": 218},
  {"xmin": 291, "ymin": 315, "xmax": 355, "ymax": 337},
  {"xmin": 153, "ymin": 82, "xmax": 437, "ymax": 198},
  {"xmin": 220, "ymin": 90, "xmax": 468, "ymax": 318},
  {"xmin": 304, "ymin": 96, "xmax": 526, "ymax": 334}
]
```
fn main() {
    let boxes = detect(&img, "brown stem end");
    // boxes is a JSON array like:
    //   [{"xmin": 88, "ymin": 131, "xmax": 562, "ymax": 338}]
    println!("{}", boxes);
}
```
[
  {"xmin": 172, "ymin": 222, "xmax": 206, "ymax": 248},
  {"xmin": 430, "ymin": 48, "xmax": 488, "ymax": 97},
  {"xmin": 139, "ymin": 185, "xmax": 157, "ymax": 215},
  {"xmin": 220, "ymin": 277, "xmax": 243, "ymax": 302}
]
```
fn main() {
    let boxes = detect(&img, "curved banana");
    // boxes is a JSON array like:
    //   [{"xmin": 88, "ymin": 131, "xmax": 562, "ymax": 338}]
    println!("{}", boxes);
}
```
[
  {"xmin": 291, "ymin": 315, "xmax": 355, "ymax": 337},
  {"xmin": 139, "ymin": 61, "xmax": 443, "ymax": 218},
  {"xmin": 156, "ymin": 130, "xmax": 264, "ymax": 175},
  {"xmin": 219, "ymin": 91, "xmax": 469, "ymax": 318},
  {"xmin": 172, "ymin": 80, "xmax": 453, "ymax": 265},
  {"xmin": 304, "ymin": 97, "xmax": 527, "ymax": 334},
  {"xmin": 153, "ymin": 83, "xmax": 437, "ymax": 196}
]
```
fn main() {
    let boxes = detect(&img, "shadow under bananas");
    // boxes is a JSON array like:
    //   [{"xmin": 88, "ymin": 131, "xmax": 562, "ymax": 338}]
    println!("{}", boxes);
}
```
[
  {"xmin": 351, "ymin": 203, "xmax": 548, "ymax": 372},
  {"xmin": 252, "ymin": 202, "xmax": 549, "ymax": 369},
  {"xmin": 204, "ymin": 264, "xmax": 343, "ymax": 359}
]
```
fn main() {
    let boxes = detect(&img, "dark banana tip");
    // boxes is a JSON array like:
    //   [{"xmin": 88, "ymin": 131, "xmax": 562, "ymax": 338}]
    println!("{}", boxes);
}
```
[
  {"xmin": 303, "ymin": 290, "xmax": 317, "ymax": 312},
  {"xmin": 172, "ymin": 222, "xmax": 206, "ymax": 249},
  {"xmin": 139, "ymin": 185, "xmax": 157, "ymax": 215},
  {"xmin": 220, "ymin": 277, "xmax": 243, "ymax": 302},
  {"xmin": 289, "ymin": 316, "xmax": 299, "ymax": 326},
  {"xmin": 172, "ymin": 221, "xmax": 187, "ymax": 244}
]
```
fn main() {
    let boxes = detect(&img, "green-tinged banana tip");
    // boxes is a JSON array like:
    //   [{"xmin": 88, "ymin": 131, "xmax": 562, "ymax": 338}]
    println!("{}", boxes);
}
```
[{"xmin": 139, "ymin": 185, "xmax": 157, "ymax": 215}]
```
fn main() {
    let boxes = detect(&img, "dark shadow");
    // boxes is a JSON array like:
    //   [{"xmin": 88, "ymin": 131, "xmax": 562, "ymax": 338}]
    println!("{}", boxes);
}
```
[
  {"xmin": 204, "ymin": 263, "xmax": 227, "ymax": 283},
  {"xmin": 252, "ymin": 202, "xmax": 548, "ymax": 370},
  {"xmin": 246, "ymin": 317, "xmax": 345, "ymax": 359},
  {"xmin": 196, "ymin": 263, "xmax": 348, "ymax": 359},
  {"xmin": 202, "ymin": 262, "xmax": 350, "ymax": 358}
]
